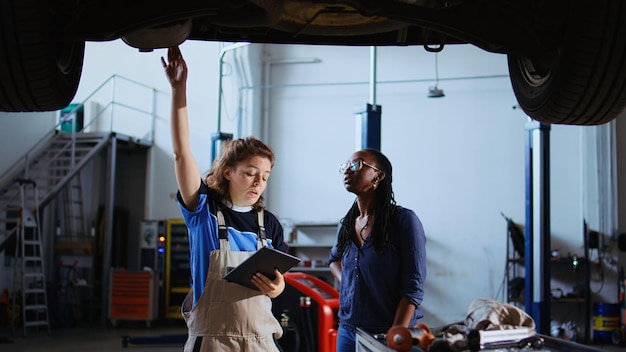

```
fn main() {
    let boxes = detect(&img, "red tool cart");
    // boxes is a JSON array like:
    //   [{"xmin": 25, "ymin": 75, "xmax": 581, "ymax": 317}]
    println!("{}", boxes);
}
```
[
  {"xmin": 109, "ymin": 269, "xmax": 158, "ymax": 327},
  {"xmin": 273, "ymin": 272, "xmax": 339, "ymax": 352}
]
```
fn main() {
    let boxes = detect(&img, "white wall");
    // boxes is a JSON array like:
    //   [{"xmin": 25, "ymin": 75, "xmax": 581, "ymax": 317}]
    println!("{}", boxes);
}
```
[
  {"xmin": 252, "ymin": 43, "xmax": 593, "ymax": 326},
  {"xmin": 0, "ymin": 111, "xmax": 56, "ymax": 174},
  {"xmin": 1, "ymin": 39, "xmax": 618, "ymax": 331}
]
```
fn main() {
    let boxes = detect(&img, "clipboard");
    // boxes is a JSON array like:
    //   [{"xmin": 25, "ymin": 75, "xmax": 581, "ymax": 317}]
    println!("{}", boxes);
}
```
[{"xmin": 223, "ymin": 247, "xmax": 301, "ymax": 290}]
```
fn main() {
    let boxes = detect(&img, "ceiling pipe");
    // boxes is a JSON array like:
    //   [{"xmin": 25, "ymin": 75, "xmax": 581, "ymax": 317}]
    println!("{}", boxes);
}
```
[
  {"xmin": 370, "ymin": 46, "xmax": 377, "ymax": 107},
  {"xmin": 217, "ymin": 42, "xmax": 250, "ymax": 133}
]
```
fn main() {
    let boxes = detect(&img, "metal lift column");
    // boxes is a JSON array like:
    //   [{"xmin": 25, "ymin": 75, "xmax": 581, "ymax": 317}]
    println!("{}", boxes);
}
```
[
  {"xmin": 524, "ymin": 120, "xmax": 551, "ymax": 335},
  {"xmin": 356, "ymin": 104, "xmax": 381, "ymax": 151},
  {"xmin": 355, "ymin": 46, "xmax": 381, "ymax": 151}
]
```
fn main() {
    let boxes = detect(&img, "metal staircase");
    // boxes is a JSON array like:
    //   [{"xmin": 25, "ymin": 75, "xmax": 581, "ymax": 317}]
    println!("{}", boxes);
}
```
[
  {"xmin": 0, "ymin": 131, "xmax": 110, "ymax": 251},
  {"xmin": 0, "ymin": 131, "xmax": 110, "ymax": 333},
  {"xmin": 0, "ymin": 74, "xmax": 156, "ymax": 253},
  {"xmin": 0, "ymin": 74, "xmax": 157, "ymax": 329}
]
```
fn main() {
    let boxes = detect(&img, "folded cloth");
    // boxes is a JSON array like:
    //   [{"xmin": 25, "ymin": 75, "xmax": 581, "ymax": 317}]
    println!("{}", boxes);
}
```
[
  {"xmin": 433, "ymin": 298, "xmax": 536, "ymax": 352},
  {"xmin": 465, "ymin": 298, "xmax": 535, "ymax": 331}
]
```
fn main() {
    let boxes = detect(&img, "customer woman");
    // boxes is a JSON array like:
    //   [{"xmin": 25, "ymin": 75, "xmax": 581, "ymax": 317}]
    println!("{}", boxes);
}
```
[
  {"xmin": 162, "ymin": 46, "xmax": 288, "ymax": 351},
  {"xmin": 329, "ymin": 148, "xmax": 427, "ymax": 352}
]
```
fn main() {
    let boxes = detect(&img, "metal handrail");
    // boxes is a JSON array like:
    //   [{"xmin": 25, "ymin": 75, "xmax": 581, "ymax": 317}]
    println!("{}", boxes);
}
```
[{"xmin": 0, "ymin": 74, "xmax": 157, "ymax": 188}]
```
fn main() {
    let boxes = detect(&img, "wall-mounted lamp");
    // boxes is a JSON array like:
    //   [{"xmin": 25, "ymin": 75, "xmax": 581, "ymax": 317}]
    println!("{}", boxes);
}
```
[{"xmin": 428, "ymin": 53, "xmax": 445, "ymax": 98}]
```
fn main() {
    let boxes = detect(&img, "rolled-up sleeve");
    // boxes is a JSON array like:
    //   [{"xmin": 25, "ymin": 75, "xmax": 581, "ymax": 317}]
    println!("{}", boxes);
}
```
[
  {"xmin": 328, "ymin": 222, "xmax": 343, "ymax": 264},
  {"xmin": 328, "ymin": 243, "xmax": 341, "ymax": 264}
]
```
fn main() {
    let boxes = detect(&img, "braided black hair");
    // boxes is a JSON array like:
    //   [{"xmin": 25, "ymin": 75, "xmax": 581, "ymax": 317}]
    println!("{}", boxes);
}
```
[{"xmin": 336, "ymin": 149, "xmax": 397, "ymax": 254}]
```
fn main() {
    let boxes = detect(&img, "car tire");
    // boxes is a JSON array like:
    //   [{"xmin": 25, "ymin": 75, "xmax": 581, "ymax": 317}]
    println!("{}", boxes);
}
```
[
  {"xmin": 507, "ymin": 0, "xmax": 626, "ymax": 125},
  {"xmin": 0, "ymin": 0, "xmax": 85, "ymax": 112}
]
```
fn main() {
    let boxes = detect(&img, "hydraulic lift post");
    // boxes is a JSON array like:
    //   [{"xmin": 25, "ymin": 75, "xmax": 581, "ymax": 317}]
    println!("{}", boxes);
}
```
[
  {"xmin": 524, "ymin": 120, "xmax": 551, "ymax": 335},
  {"xmin": 356, "ymin": 104, "xmax": 381, "ymax": 151},
  {"xmin": 355, "ymin": 46, "xmax": 382, "ymax": 152}
]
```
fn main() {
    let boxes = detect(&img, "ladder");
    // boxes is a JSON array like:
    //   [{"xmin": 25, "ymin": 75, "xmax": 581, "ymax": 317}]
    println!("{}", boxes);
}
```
[{"xmin": 11, "ymin": 179, "xmax": 50, "ymax": 336}]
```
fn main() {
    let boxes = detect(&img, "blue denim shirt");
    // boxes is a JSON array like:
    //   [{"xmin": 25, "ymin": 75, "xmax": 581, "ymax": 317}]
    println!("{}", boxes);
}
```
[{"xmin": 328, "ymin": 206, "xmax": 427, "ymax": 332}]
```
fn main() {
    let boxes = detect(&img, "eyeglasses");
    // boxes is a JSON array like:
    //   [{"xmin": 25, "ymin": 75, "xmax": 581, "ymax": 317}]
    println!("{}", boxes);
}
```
[{"xmin": 339, "ymin": 159, "xmax": 384, "ymax": 174}]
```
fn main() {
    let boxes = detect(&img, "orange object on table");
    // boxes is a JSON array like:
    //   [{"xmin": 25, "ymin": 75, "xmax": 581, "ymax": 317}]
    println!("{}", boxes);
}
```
[{"xmin": 386, "ymin": 323, "xmax": 435, "ymax": 351}]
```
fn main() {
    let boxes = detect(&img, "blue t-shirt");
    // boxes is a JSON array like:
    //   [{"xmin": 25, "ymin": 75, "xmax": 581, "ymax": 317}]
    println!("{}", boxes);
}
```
[
  {"xmin": 178, "ymin": 182, "xmax": 288, "ymax": 306},
  {"xmin": 328, "ymin": 206, "xmax": 427, "ymax": 332}
]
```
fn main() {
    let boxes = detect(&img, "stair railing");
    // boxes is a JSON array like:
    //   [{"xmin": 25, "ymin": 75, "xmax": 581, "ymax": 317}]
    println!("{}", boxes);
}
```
[{"xmin": 0, "ymin": 74, "xmax": 157, "ymax": 189}]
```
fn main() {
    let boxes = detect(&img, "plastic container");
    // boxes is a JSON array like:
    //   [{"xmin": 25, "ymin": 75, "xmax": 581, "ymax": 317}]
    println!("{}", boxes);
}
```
[{"xmin": 59, "ymin": 103, "xmax": 84, "ymax": 132}]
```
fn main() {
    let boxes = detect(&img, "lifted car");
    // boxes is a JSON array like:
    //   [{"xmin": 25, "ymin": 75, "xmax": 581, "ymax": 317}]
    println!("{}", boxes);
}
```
[{"xmin": 1, "ymin": 0, "xmax": 625, "ymax": 125}]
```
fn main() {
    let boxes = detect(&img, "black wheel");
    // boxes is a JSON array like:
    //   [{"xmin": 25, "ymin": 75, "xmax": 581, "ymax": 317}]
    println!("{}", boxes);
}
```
[
  {"xmin": 0, "ymin": 0, "xmax": 85, "ymax": 112},
  {"xmin": 508, "ymin": 0, "xmax": 626, "ymax": 125}
]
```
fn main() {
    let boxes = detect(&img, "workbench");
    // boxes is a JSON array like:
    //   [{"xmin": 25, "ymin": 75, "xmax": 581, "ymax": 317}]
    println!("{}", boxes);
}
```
[{"xmin": 355, "ymin": 327, "xmax": 607, "ymax": 352}]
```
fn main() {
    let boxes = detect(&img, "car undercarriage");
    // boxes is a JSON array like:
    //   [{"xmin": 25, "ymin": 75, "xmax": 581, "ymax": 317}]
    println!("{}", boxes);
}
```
[{"xmin": 1, "ymin": 0, "xmax": 626, "ymax": 125}]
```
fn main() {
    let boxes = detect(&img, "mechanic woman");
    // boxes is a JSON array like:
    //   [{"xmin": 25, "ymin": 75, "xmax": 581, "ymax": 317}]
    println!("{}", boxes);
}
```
[
  {"xmin": 329, "ymin": 148, "xmax": 427, "ymax": 352},
  {"xmin": 162, "ymin": 46, "xmax": 288, "ymax": 351}
]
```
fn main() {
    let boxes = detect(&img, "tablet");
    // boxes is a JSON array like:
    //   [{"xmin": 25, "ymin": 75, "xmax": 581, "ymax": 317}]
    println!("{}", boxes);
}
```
[{"xmin": 223, "ymin": 247, "xmax": 301, "ymax": 291}]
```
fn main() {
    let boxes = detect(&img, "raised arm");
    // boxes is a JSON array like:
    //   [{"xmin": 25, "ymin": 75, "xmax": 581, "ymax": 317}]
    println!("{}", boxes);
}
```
[{"xmin": 162, "ymin": 46, "xmax": 201, "ymax": 209}]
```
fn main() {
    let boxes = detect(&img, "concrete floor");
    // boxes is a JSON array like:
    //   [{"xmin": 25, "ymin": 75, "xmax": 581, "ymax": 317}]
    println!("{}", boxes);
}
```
[
  {"xmin": 2, "ymin": 323, "xmax": 626, "ymax": 352},
  {"xmin": 0, "ymin": 321, "xmax": 188, "ymax": 352}
]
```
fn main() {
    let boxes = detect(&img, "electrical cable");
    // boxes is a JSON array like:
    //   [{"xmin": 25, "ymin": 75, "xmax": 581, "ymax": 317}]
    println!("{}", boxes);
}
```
[
  {"xmin": 278, "ymin": 309, "xmax": 300, "ymax": 352},
  {"xmin": 496, "ymin": 259, "xmax": 508, "ymax": 302},
  {"xmin": 300, "ymin": 296, "xmax": 314, "ymax": 352},
  {"xmin": 241, "ymin": 74, "xmax": 510, "ymax": 91},
  {"xmin": 306, "ymin": 303, "xmax": 315, "ymax": 352},
  {"xmin": 292, "ymin": 321, "xmax": 301, "ymax": 352},
  {"xmin": 590, "ymin": 247, "xmax": 605, "ymax": 294},
  {"xmin": 233, "ymin": 48, "xmax": 249, "ymax": 136}
]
